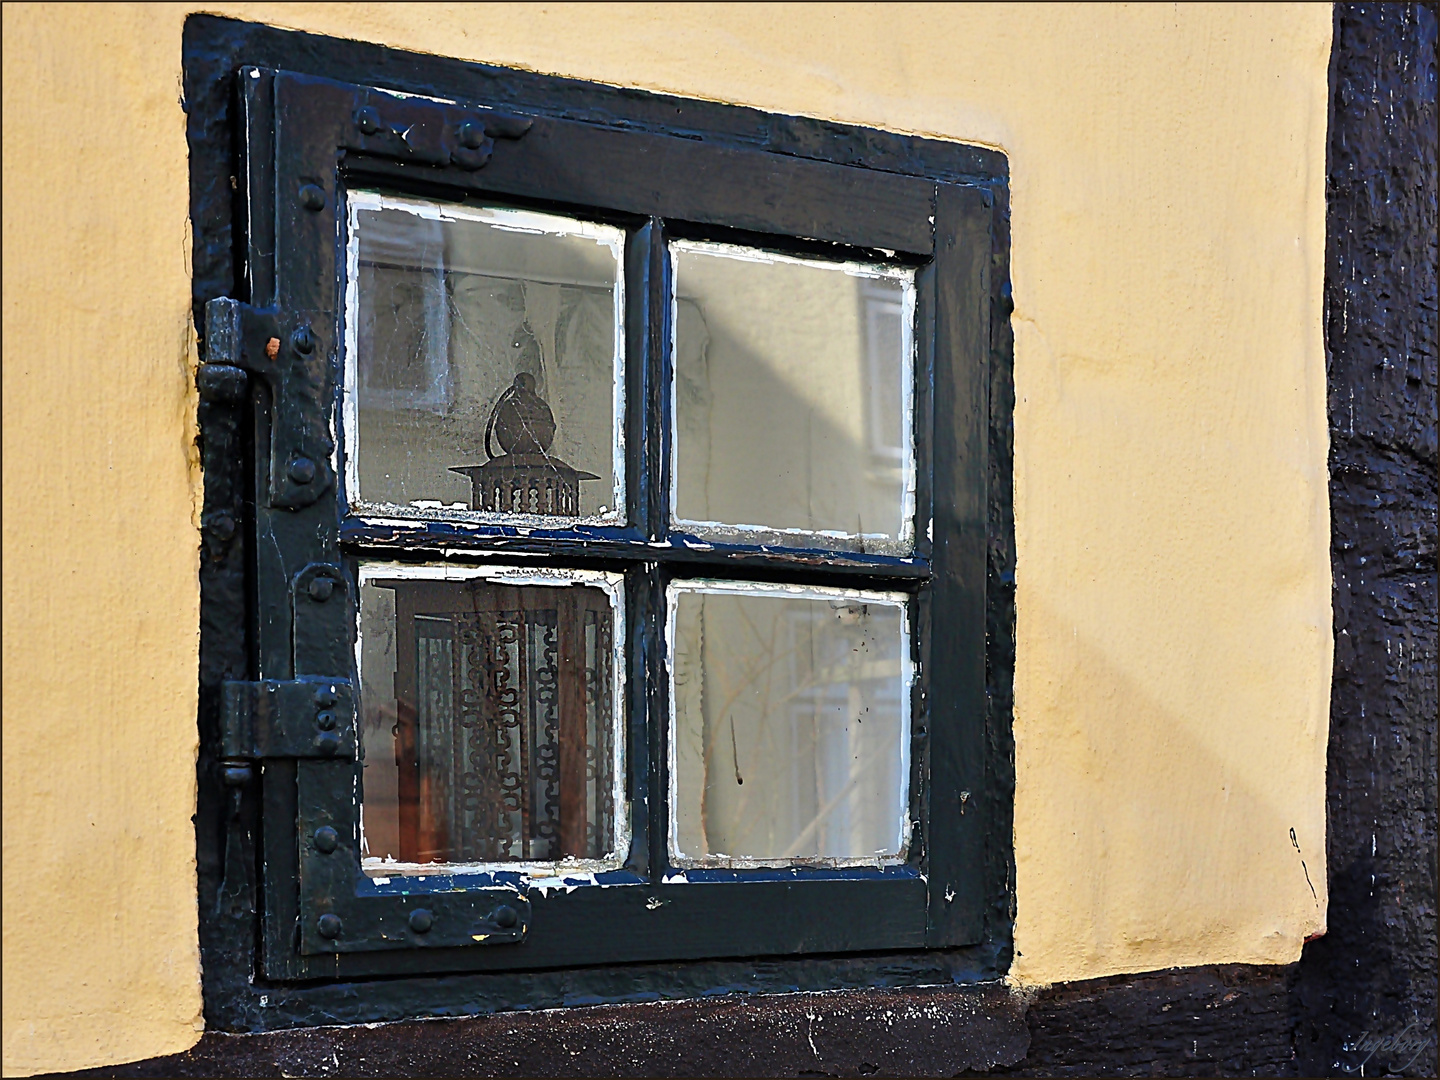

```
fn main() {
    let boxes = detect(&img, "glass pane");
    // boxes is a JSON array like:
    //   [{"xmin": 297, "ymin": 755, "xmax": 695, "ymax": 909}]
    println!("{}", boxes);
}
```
[
  {"xmin": 671, "ymin": 241, "xmax": 914, "ymax": 551},
  {"xmin": 345, "ymin": 192, "xmax": 624, "ymax": 522},
  {"xmin": 668, "ymin": 582, "xmax": 912, "ymax": 866},
  {"xmin": 358, "ymin": 565, "xmax": 625, "ymax": 873}
]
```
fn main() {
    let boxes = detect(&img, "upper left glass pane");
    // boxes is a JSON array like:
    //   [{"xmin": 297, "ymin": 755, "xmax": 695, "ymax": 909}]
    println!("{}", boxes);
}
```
[{"xmin": 343, "ymin": 192, "xmax": 625, "ymax": 524}]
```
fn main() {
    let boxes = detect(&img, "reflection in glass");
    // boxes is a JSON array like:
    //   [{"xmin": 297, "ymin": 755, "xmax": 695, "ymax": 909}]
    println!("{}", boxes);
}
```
[
  {"xmin": 671, "ymin": 242, "xmax": 915, "ymax": 551},
  {"xmin": 669, "ymin": 583, "xmax": 912, "ymax": 866},
  {"xmin": 345, "ymin": 192, "xmax": 623, "ymax": 521},
  {"xmin": 358, "ymin": 567, "xmax": 625, "ymax": 871}
]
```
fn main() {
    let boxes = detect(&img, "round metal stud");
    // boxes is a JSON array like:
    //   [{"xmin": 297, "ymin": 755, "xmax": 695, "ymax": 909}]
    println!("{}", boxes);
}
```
[
  {"xmin": 458, "ymin": 121, "xmax": 486, "ymax": 149},
  {"xmin": 492, "ymin": 904, "xmax": 518, "ymax": 929},
  {"xmin": 315, "ymin": 730, "xmax": 341, "ymax": 756},
  {"xmin": 299, "ymin": 184, "xmax": 326, "ymax": 211},
  {"xmin": 315, "ymin": 710, "xmax": 337, "ymax": 731},
  {"xmin": 291, "ymin": 325, "xmax": 315, "ymax": 354},
  {"xmin": 313, "ymin": 825, "xmax": 339, "ymax": 854},
  {"xmin": 317, "ymin": 913, "xmax": 343, "ymax": 939},
  {"xmin": 288, "ymin": 456, "xmax": 317, "ymax": 485},
  {"xmin": 314, "ymin": 686, "xmax": 338, "ymax": 707},
  {"xmin": 206, "ymin": 512, "xmax": 236, "ymax": 541},
  {"xmin": 408, "ymin": 908, "xmax": 433, "ymax": 934},
  {"xmin": 307, "ymin": 575, "xmax": 335, "ymax": 602},
  {"xmin": 355, "ymin": 106, "xmax": 382, "ymax": 135}
]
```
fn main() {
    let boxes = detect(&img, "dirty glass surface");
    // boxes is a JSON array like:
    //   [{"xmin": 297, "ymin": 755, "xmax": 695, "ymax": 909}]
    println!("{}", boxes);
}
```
[
  {"xmin": 668, "ymin": 583, "xmax": 912, "ymax": 866},
  {"xmin": 357, "ymin": 565, "xmax": 625, "ymax": 873},
  {"xmin": 670, "ymin": 241, "xmax": 915, "ymax": 551},
  {"xmin": 345, "ymin": 192, "xmax": 624, "ymax": 522}
]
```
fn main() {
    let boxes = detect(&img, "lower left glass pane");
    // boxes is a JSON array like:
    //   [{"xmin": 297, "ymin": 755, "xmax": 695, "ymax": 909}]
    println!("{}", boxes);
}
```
[{"xmin": 357, "ymin": 564, "xmax": 626, "ymax": 874}]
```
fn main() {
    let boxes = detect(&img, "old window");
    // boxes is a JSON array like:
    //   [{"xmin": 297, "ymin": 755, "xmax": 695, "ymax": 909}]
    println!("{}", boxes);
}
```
[{"xmin": 192, "ymin": 17, "xmax": 1012, "ymax": 1019}]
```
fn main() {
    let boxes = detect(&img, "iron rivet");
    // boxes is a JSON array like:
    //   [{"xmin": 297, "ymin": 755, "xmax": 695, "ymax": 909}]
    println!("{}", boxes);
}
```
[
  {"xmin": 207, "ymin": 512, "xmax": 236, "ymax": 541},
  {"xmin": 314, "ymin": 687, "xmax": 338, "ymax": 707},
  {"xmin": 221, "ymin": 764, "xmax": 252, "ymax": 788},
  {"xmin": 355, "ymin": 106, "xmax": 382, "ymax": 135},
  {"xmin": 317, "ymin": 913, "xmax": 343, "ymax": 939},
  {"xmin": 458, "ymin": 121, "xmax": 486, "ymax": 149},
  {"xmin": 316, "ymin": 710, "xmax": 337, "ymax": 731},
  {"xmin": 408, "ymin": 908, "xmax": 433, "ymax": 934},
  {"xmin": 492, "ymin": 904, "xmax": 518, "ymax": 929},
  {"xmin": 313, "ymin": 825, "xmax": 339, "ymax": 854},
  {"xmin": 299, "ymin": 184, "xmax": 326, "ymax": 211},
  {"xmin": 291, "ymin": 325, "xmax": 315, "ymax": 354},
  {"xmin": 315, "ymin": 730, "xmax": 341, "ymax": 756},
  {"xmin": 308, "ymin": 575, "xmax": 335, "ymax": 602},
  {"xmin": 289, "ymin": 457, "xmax": 317, "ymax": 485}
]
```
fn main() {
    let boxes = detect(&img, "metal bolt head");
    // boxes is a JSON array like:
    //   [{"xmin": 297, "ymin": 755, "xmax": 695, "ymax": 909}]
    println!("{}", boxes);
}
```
[
  {"xmin": 492, "ymin": 904, "xmax": 518, "ymax": 929},
  {"xmin": 315, "ymin": 730, "xmax": 341, "ymax": 756},
  {"xmin": 299, "ymin": 184, "xmax": 326, "ymax": 211},
  {"xmin": 313, "ymin": 825, "xmax": 339, "ymax": 853},
  {"xmin": 317, "ymin": 913, "xmax": 343, "ymax": 939},
  {"xmin": 206, "ymin": 512, "xmax": 236, "ymax": 541},
  {"xmin": 221, "ymin": 764, "xmax": 252, "ymax": 788},
  {"xmin": 289, "ymin": 456, "xmax": 317, "ymax": 485},
  {"xmin": 355, "ymin": 106, "xmax": 382, "ymax": 135},
  {"xmin": 316, "ymin": 710, "xmax": 337, "ymax": 731},
  {"xmin": 408, "ymin": 908, "xmax": 433, "ymax": 934},
  {"xmin": 458, "ymin": 121, "xmax": 487, "ymax": 149},
  {"xmin": 314, "ymin": 686, "xmax": 338, "ymax": 707},
  {"xmin": 291, "ymin": 325, "xmax": 315, "ymax": 354},
  {"xmin": 307, "ymin": 574, "xmax": 335, "ymax": 602}
]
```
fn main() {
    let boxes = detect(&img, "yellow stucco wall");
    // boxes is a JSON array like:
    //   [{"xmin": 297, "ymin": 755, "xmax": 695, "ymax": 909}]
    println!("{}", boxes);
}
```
[{"xmin": 2, "ymin": 3, "xmax": 1333, "ymax": 1074}]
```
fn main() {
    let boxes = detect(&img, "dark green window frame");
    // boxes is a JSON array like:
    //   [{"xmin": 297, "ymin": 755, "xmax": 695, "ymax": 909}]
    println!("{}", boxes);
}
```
[{"xmin": 189, "ymin": 14, "xmax": 1014, "ymax": 1027}]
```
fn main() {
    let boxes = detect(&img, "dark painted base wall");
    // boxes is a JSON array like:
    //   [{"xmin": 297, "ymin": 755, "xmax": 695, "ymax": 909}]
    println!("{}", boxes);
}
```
[
  {"xmin": 44, "ymin": 4, "xmax": 1436, "ymax": 1077},
  {"xmin": 1295, "ymin": 3, "xmax": 1438, "ymax": 1077}
]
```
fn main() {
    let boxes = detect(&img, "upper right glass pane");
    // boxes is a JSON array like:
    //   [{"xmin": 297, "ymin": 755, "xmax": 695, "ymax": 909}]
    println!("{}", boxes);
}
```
[{"xmin": 670, "ymin": 241, "xmax": 915, "ymax": 553}]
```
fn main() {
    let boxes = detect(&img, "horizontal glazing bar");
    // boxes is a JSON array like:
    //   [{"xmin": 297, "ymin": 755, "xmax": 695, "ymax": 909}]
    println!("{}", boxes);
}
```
[{"xmin": 341, "ymin": 520, "xmax": 933, "ymax": 579}]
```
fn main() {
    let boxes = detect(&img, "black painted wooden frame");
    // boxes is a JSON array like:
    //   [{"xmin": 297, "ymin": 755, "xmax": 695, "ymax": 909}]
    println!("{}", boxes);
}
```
[{"xmin": 188, "ymin": 14, "xmax": 1015, "ymax": 1029}]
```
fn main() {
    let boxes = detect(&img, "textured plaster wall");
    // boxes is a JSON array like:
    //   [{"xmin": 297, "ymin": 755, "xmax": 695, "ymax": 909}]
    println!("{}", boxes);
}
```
[{"xmin": 1, "ymin": 3, "xmax": 1333, "ymax": 1074}]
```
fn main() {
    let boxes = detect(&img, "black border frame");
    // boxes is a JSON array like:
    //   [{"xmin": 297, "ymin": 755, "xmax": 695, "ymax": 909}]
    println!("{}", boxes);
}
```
[{"xmin": 187, "ymin": 13, "xmax": 1015, "ymax": 1031}]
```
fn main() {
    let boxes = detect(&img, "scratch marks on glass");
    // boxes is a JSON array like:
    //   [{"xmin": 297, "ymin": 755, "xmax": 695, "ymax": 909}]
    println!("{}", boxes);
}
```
[{"xmin": 666, "ymin": 578, "xmax": 914, "ymax": 869}]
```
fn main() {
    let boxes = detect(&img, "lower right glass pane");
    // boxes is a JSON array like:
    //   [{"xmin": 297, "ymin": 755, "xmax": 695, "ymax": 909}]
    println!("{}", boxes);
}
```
[{"xmin": 668, "ymin": 581, "xmax": 913, "ymax": 867}]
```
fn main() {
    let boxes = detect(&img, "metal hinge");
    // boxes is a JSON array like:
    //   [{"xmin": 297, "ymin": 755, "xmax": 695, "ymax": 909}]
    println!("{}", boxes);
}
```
[
  {"xmin": 203, "ymin": 297, "xmax": 334, "ymax": 510},
  {"xmin": 221, "ymin": 677, "xmax": 355, "ymax": 760}
]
